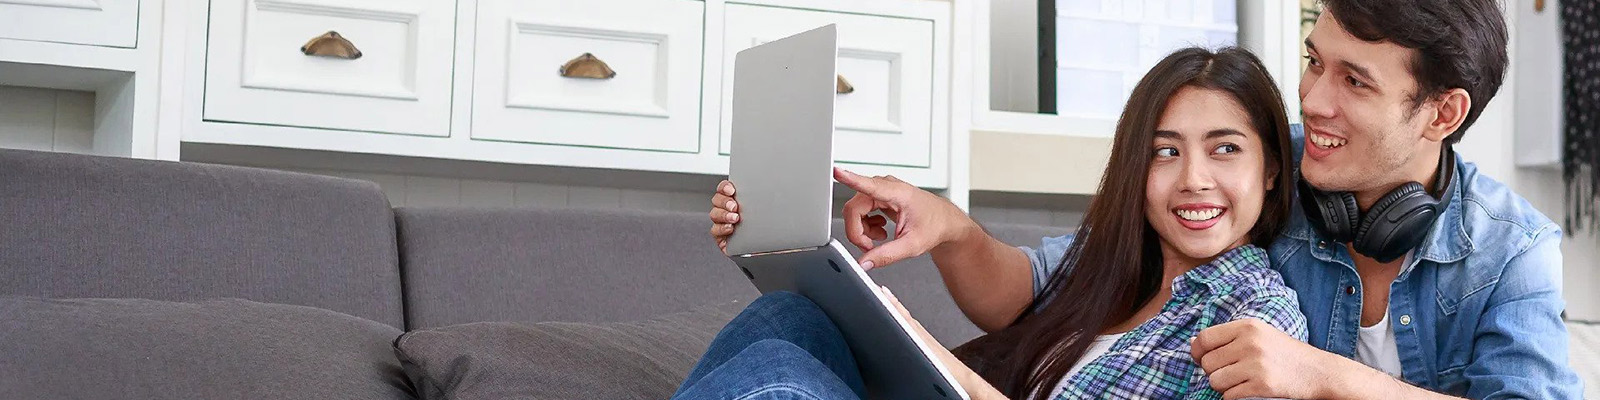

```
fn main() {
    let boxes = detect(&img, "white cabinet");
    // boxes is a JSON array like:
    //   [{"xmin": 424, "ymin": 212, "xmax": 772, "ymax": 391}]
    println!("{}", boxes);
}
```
[
  {"xmin": 0, "ymin": 0, "xmax": 140, "ymax": 48},
  {"xmin": 720, "ymin": 4, "xmax": 935, "ymax": 168},
  {"xmin": 470, "ymin": 0, "xmax": 704, "ymax": 153},
  {"xmin": 202, "ymin": 0, "xmax": 457, "ymax": 136},
  {"xmin": 166, "ymin": 0, "xmax": 951, "ymax": 190}
]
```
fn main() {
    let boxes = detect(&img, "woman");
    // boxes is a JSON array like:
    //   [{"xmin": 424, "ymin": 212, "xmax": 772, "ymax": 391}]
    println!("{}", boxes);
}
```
[{"xmin": 683, "ymin": 47, "xmax": 1307, "ymax": 400}]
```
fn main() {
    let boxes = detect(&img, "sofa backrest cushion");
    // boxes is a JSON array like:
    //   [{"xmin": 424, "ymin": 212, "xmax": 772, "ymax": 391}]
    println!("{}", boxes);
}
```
[
  {"xmin": 395, "ymin": 206, "xmax": 1071, "ymax": 344},
  {"xmin": 394, "ymin": 207, "xmax": 758, "ymax": 330},
  {"xmin": 0, "ymin": 149, "xmax": 405, "ymax": 327}
]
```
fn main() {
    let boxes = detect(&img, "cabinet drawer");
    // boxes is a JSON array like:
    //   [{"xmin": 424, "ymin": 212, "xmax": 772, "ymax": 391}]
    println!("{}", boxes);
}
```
[
  {"xmin": 203, "ymin": 0, "xmax": 456, "ymax": 136},
  {"xmin": 0, "ymin": 0, "xmax": 139, "ymax": 48},
  {"xmin": 720, "ymin": 4, "xmax": 934, "ymax": 168},
  {"xmin": 470, "ymin": 0, "xmax": 704, "ymax": 153}
]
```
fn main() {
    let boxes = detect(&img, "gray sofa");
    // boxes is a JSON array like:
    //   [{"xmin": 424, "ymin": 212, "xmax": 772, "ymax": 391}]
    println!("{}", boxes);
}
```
[{"xmin": 0, "ymin": 148, "xmax": 1069, "ymax": 398}]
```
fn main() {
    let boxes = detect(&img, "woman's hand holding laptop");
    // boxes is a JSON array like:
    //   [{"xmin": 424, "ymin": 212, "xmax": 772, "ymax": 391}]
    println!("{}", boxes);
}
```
[{"xmin": 709, "ymin": 167, "xmax": 981, "ymax": 271}]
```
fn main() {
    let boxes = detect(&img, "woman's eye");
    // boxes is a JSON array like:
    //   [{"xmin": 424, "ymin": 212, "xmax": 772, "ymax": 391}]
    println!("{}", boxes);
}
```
[
  {"xmin": 1155, "ymin": 147, "xmax": 1179, "ymax": 158},
  {"xmin": 1346, "ymin": 76, "xmax": 1367, "ymax": 88},
  {"xmin": 1213, "ymin": 144, "xmax": 1240, "ymax": 155}
]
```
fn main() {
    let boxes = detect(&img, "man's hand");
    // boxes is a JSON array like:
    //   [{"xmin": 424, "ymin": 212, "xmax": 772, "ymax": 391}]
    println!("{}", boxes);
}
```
[
  {"xmin": 834, "ymin": 167, "xmax": 981, "ymax": 270},
  {"xmin": 1191, "ymin": 318, "xmax": 1340, "ymax": 400},
  {"xmin": 1191, "ymin": 319, "xmax": 1460, "ymax": 400}
]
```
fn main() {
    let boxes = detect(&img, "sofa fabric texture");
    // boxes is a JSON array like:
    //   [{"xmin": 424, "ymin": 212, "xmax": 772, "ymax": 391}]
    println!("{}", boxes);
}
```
[
  {"xmin": 0, "ymin": 297, "xmax": 415, "ymax": 399},
  {"xmin": 0, "ymin": 149, "xmax": 406, "ymax": 328},
  {"xmin": 395, "ymin": 302, "xmax": 743, "ymax": 400},
  {"xmin": 395, "ymin": 207, "xmax": 759, "ymax": 330}
]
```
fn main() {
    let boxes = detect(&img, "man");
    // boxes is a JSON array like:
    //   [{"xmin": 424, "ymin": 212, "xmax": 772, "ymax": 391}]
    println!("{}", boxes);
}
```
[
  {"xmin": 712, "ymin": 0, "xmax": 1581, "ymax": 398},
  {"xmin": 1184, "ymin": 1, "xmax": 1581, "ymax": 399}
]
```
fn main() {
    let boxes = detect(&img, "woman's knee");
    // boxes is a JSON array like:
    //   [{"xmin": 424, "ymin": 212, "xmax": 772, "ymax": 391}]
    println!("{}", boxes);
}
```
[{"xmin": 741, "ymin": 292, "xmax": 830, "ymax": 328}]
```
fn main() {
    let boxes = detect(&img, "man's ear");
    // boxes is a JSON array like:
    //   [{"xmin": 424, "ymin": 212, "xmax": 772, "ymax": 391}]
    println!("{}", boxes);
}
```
[{"xmin": 1422, "ymin": 88, "xmax": 1471, "ymax": 143}]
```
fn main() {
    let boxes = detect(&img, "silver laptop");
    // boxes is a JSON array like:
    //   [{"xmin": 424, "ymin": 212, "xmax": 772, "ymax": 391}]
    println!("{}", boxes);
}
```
[{"xmin": 724, "ymin": 24, "xmax": 969, "ymax": 400}]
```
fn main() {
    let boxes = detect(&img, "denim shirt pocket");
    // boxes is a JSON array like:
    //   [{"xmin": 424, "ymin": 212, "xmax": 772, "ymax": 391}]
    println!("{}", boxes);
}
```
[{"xmin": 1432, "ymin": 260, "xmax": 1500, "ymax": 379}]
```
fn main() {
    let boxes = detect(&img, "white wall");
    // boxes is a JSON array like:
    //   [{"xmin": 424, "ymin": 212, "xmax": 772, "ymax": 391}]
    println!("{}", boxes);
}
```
[
  {"xmin": 0, "ymin": 86, "xmax": 94, "ymax": 154},
  {"xmin": 989, "ymin": 0, "xmax": 1039, "ymax": 112}
]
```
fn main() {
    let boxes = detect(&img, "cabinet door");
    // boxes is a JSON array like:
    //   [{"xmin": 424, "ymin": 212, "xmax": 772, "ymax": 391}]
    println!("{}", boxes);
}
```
[
  {"xmin": 0, "ymin": 0, "xmax": 139, "ymax": 48},
  {"xmin": 470, "ymin": 0, "xmax": 704, "ymax": 153},
  {"xmin": 721, "ymin": 4, "xmax": 934, "ymax": 168},
  {"xmin": 203, "ymin": 0, "xmax": 456, "ymax": 136}
]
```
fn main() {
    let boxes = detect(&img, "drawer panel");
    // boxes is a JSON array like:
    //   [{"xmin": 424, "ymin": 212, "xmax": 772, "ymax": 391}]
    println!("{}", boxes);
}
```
[
  {"xmin": 721, "ymin": 4, "xmax": 934, "ymax": 168},
  {"xmin": 471, "ymin": 0, "xmax": 704, "ymax": 153},
  {"xmin": 0, "ymin": 0, "xmax": 139, "ymax": 48},
  {"xmin": 203, "ymin": 0, "xmax": 456, "ymax": 136}
]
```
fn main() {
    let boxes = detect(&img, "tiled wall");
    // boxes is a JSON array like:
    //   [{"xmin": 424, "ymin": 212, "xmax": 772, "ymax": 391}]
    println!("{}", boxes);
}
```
[{"xmin": 0, "ymin": 86, "xmax": 94, "ymax": 154}]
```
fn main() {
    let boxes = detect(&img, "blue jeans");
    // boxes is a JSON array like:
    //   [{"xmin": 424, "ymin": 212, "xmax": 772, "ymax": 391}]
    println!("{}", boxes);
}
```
[{"xmin": 671, "ymin": 291, "xmax": 866, "ymax": 400}]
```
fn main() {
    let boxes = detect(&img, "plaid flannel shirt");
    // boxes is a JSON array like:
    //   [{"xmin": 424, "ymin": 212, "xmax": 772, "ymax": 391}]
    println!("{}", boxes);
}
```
[{"xmin": 1050, "ymin": 244, "xmax": 1308, "ymax": 399}]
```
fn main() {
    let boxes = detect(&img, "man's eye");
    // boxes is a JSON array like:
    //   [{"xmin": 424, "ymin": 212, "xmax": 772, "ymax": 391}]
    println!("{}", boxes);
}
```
[
  {"xmin": 1346, "ymin": 76, "xmax": 1367, "ymax": 88},
  {"xmin": 1213, "ymin": 144, "xmax": 1240, "ymax": 155},
  {"xmin": 1303, "ymin": 55, "xmax": 1320, "ymax": 67},
  {"xmin": 1155, "ymin": 147, "xmax": 1179, "ymax": 158}
]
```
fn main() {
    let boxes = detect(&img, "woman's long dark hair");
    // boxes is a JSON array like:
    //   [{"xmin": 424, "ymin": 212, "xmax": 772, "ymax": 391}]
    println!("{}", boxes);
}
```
[{"xmin": 996, "ymin": 47, "xmax": 1294, "ymax": 399}]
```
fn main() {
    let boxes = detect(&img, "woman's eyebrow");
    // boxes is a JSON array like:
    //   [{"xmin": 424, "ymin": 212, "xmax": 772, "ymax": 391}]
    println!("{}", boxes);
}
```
[
  {"xmin": 1205, "ymin": 129, "xmax": 1246, "ymax": 140},
  {"xmin": 1154, "ymin": 130, "xmax": 1181, "ymax": 140}
]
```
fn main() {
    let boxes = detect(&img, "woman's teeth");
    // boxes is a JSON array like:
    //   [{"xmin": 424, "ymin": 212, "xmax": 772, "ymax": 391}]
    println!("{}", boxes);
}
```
[
  {"xmin": 1310, "ymin": 132, "xmax": 1348, "ymax": 148},
  {"xmin": 1176, "ymin": 208, "xmax": 1222, "ymax": 221}
]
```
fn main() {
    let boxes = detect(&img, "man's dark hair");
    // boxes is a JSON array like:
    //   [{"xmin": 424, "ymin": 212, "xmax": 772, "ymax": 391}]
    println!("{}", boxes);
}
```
[{"xmin": 1319, "ymin": 0, "xmax": 1509, "ymax": 145}]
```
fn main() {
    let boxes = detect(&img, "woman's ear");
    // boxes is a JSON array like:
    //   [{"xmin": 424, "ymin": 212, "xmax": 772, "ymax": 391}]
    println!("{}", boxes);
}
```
[{"xmin": 1264, "ymin": 164, "xmax": 1280, "ymax": 191}]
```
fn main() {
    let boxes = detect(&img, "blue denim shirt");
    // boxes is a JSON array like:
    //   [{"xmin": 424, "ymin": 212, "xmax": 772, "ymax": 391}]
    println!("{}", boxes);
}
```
[{"xmin": 1021, "ymin": 125, "xmax": 1582, "ymax": 398}]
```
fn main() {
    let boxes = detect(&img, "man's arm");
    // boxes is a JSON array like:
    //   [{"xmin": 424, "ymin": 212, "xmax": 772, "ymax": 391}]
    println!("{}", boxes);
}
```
[
  {"xmin": 1457, "ymin": 225, "xmax": 1583, "ymax": 399},
  {"xmin": 1195, "ymin": 226, "xmax": 1581, "ymax": 400},
  {"xmin": 1193, "ymin": 318, "xmax": 1468, "ymax": 400}
]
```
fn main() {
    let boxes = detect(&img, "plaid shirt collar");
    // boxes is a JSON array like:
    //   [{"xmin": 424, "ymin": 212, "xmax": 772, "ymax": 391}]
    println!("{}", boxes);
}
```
[{"xmin": 1170, "ymin": 244, "xmax": 1268, "ymax": 300}]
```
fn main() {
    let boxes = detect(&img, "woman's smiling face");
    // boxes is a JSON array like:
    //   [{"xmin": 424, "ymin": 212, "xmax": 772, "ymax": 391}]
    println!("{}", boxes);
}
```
[{"xmin": 1145, "ymin": 86, "xmax": 1276, "ymax": 265}]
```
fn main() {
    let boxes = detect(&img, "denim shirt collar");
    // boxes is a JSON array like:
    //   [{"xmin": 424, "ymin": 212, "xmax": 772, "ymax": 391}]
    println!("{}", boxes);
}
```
[{"xmin": 1286, "ymin": 153, "xmax": 1476, "ymax": 272}]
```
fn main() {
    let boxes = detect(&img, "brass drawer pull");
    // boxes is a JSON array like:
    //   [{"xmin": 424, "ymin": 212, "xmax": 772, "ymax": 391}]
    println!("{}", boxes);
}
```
[
  {"xmin": 301, "ymin": 31, "xmax": 362, "ymax": 59},
  {"xmin": 560, "ymin": 53, "xmax": 617, "ymax": 79},
  {"xmin": 836, "ymin": 74, "xmax": 854, "ymax": 94}
]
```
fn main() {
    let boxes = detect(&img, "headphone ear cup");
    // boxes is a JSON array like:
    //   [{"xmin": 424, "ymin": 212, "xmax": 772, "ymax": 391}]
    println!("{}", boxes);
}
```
[
  {"xmin": 1354, "ymin": 183, "xmax": 1434, "ymax": 262},
  {"xmin": 1298, "ymin": 178, "xmax": 1361, "ymax": 242}
]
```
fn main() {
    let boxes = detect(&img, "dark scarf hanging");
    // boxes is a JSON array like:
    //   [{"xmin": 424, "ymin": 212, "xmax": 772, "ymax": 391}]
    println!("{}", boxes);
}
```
[{"xmin": 1563, "ymin": 0, "xmax": 1600, "ymax": 233}]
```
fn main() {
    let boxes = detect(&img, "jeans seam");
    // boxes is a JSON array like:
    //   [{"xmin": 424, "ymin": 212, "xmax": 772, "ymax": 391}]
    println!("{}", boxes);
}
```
[{"xmin": 732, "ymin": 383, "xmax": 829, "ymax": 400}]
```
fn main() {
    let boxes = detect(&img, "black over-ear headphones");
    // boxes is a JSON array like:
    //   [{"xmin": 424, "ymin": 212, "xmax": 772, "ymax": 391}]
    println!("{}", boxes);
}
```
[{"xmin": 1297, "ymin": 148, "xmax": 1457, "ymax": 263}]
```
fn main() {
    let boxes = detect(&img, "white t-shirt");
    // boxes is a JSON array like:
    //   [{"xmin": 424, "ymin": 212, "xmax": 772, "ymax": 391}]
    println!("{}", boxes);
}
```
[
  {"xmin": 1355, "ymin": 252, "xmax": 1409, "ymax": 378},
  {"xmin": 1045, "ymin": 332, "xmax": 1127, "ymax": 400},
  {"xmin": 1355, "ymin": 311, "xmax": 1404, "ymax": 377}
]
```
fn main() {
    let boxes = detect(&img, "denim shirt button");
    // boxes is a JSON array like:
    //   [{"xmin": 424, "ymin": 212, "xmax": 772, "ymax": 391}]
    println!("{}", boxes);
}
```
[
  {"xmin": 1317, "ymin": 241, "xmax": 1327, "ymax": 249},
  {"xmin": 1399, "ymin": 314, "xmax": 1412, "ymax": 325},
  {"xmin": 1345, "ymin": 286, "xmax": 1356, "ymax": 295}
]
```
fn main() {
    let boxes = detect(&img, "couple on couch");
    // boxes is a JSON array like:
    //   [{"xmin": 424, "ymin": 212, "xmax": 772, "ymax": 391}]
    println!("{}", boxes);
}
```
[{"xmin": 681, "ymin": 0, "xmax": 1582, "ymax": 399}]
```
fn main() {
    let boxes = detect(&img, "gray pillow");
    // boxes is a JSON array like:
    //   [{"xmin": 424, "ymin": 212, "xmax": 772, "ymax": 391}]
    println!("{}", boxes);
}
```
[
  {"xmin": 393, "ymin": 301, "xmax": 744, "ymax": 400},
  {"xmin": 0, "ymin": 297, "xmax": 415, "ymax": 399}
]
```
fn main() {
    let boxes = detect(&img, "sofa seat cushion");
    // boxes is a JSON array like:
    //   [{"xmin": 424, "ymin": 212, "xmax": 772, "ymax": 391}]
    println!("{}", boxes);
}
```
[
  {"xmin": 0, "ymin": 297, "xmax": 414, "ymax": 399},
  {"xmin": 394, "ymin": 301, "xmax": 742, "ymax": 400}
]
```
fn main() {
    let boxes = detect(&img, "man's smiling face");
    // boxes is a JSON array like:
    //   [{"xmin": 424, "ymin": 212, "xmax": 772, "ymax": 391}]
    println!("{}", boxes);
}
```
[{"xmin": 1297, "ymin": 11, "xmax": 1436, "ymax": 194}]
